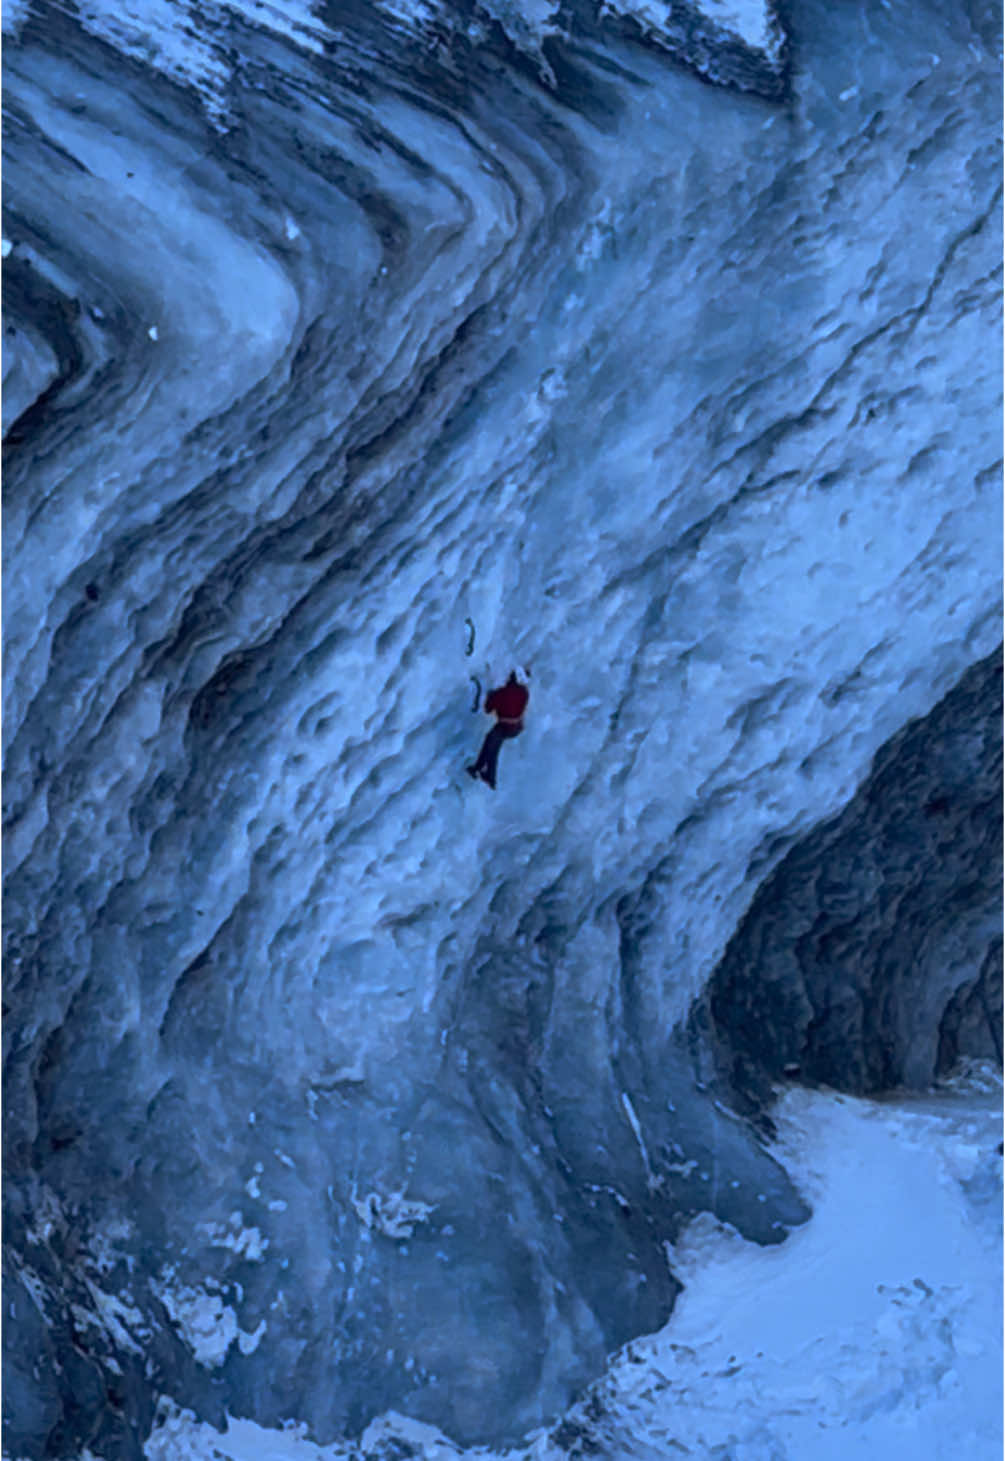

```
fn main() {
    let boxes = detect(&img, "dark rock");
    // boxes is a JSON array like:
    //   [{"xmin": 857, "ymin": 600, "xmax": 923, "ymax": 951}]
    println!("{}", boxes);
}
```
[{"xmin": 702, "ymin": 646, "xmax": 1003, "ymax": 1117}]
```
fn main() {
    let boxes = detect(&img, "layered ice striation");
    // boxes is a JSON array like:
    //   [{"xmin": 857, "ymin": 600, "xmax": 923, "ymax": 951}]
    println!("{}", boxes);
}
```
[{"xmin": 2, "ymin": 0, "xmax": 1001, "ymax": 1454}]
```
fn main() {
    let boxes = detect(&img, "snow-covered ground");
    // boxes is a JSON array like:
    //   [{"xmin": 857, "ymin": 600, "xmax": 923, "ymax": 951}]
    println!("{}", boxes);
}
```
[{"xmin": 140, "ymin": 1069, "xmax": 1002, "ymax": 1461}]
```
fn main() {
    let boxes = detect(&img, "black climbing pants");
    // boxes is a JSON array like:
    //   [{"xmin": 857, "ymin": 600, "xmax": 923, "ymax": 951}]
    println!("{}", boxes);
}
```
[{"xmin": 472, "ymin": 721, "xmax": 522, "ymax": 788}]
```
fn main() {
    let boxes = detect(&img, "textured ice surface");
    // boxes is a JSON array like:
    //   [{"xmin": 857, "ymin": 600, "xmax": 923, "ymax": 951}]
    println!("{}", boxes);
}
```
[{"xmin": 2, "ymin": 0, "xmax": 1001, "ymax": 1452}]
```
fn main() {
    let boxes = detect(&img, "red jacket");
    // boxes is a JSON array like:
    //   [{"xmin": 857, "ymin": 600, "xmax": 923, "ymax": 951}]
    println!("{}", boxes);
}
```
[{"xmin": 485, "ymin": 681, "xmax": 529, "ymax": 722}]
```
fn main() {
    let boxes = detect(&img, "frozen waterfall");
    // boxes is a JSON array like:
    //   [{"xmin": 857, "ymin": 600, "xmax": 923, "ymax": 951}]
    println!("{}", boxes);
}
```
[{"xmin": 2, "ymin": 0, "xmax": 1001, "ymax": 1455}]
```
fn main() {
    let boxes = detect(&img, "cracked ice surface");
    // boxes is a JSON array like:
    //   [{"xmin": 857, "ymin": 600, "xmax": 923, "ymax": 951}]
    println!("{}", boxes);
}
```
[{"xmin": 2, "ymin": 0, "xmax": 1001, "ymax": 1452}]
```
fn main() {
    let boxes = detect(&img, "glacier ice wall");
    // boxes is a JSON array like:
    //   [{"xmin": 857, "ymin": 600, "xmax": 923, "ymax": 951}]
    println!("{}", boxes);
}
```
[{"xmin": 2, "ymin": 0, "xmax": 1001, "ymax": 1454}]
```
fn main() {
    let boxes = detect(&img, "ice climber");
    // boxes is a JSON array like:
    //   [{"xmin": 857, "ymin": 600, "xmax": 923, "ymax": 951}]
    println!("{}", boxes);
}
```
[{"xmin": 467, "ymin": 670, "xmax": 529, "ymax": 790}]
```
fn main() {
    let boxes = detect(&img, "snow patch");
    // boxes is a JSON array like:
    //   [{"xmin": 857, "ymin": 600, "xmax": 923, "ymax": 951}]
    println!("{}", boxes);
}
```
[
  {"xmin": 72, "ymin": 0, "xmax": 233, "ymax": 123},
  {"xmin": 602, "ymin": 0, "xmax": 780, "ymax": 62},
  {"xmin": 351, "ymin": 1187, "xmax": 436, "ymax": 1240},
  {"xmin": 77, "ymin": 1277, "xmax": 148, "ymax": 1355},
  {"xmin": 11, "ymin": 1258, "xmax": 51, "ymax": 1320},
  {"xmin": 145, "ymin": 1398, "xmax": 462, "ymax": 1460},
  {"xmin": 85, "ymin": 1216, "xmax": 136, "ymax": 1277},
  {"xmin": 200, "ymin": 1213, "xmax": 270, "ymax": 1261},
  {"xmin": 152, "ymin": 1270, "xmax": 266, "ymax": 1369},
  {"xmin": 152, "ymin": 1274, "xmax": 239, "ymax": 1368},
  {"xmin": 24, "ymin": 1184, "xmax": 67, "ymax": 1246},
  {"xmin": 237, "ymin": 1318, "xmax": 268, "ymax": 1355}
]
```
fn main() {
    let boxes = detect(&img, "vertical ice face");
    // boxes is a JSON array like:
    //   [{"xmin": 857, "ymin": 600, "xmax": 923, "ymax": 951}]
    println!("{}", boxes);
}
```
[{"xmin": 2, "ymin": 0, "xmax": 1000, "ymax": 1453}]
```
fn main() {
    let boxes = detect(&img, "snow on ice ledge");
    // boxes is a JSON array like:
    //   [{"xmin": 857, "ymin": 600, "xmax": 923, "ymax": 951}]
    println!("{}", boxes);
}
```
[{"xmin": 12, "ymin": 0, "xmax": 784, "ymax": 120}]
